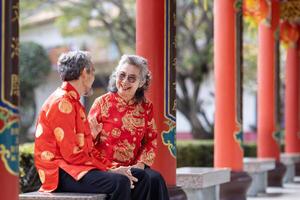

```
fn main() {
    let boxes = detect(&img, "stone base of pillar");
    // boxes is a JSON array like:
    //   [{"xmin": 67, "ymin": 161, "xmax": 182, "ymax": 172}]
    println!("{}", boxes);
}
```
[
  {"xmin": 267, "ymin": 161, "xmax": 286, "ymax": 187},
  {"xmin": 295, "ymin": 162, "xmax": 300, "ymax": 176},
  {"xmin": 168, "ymin": 185, "xmax": 187, "ymax": 200},
  {"xmin": 220, "ymin": 171, "xmax": 252, "ymax": 200}
]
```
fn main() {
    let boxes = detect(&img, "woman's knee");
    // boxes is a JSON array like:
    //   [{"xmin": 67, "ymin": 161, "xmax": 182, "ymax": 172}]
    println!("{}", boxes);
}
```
[
  {"xmin": 148, "ymin": 170, "xmax": 165, "ymax": 185},
  {"xmin": 132, "ymin": 168, "xmax": 151, "ymax": 185},
  {"xmin": 113, "ymin": 174, "xmax": 131, "ymax": 189}
]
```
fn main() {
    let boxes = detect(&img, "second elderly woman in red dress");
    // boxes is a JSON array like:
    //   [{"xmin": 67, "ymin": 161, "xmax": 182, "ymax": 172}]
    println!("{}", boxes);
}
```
[{"xmin": 89, "ymin": 55, "xmax": 169, "ymax": 200}]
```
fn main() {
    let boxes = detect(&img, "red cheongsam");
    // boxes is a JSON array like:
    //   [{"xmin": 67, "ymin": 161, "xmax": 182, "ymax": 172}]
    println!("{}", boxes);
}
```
[
  {"xmin": 34, "ymin": 82, "xmax": 111, "ymax": 192},
  {"xmin": 88, "ymin": 92, "xmax": 158, "ymax": 168}
]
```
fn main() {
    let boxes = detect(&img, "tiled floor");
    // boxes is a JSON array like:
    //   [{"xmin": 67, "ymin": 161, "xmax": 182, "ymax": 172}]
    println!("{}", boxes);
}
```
[{"xmin": 248, "ymin": 177, "xmax": 300, "ymax": 200}]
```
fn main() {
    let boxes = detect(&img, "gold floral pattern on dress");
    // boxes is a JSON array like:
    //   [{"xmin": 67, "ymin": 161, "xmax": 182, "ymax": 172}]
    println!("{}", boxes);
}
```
[
  {"xmin": 36, "ymin": 124, "xmax": 43, "ymax": 138},
  {"xmin": 41, "ymin": 151, "xmax": 55, "ymax": 161},
  {"xmin": 54, "ymin": 127, "xmax": 64, "ymax": 142},
  {"xmin": 77, "ymin": 170, "xmax": 88, "ymax": 180},
  {"xmin": 88, "ymin": 93, "xmax": 157, "ymax": 167},
  {"xmin": 101, "ymin": 100, "xmax": 111, "ymax": 117},
  {"xmin": 38, "ymin": 169, "xmax": 45, "ymax": 183},
  {"xmin": 122, "ymin": 113, "xmax": 145, "ymax": 134},
  {"xmin": 116, "ymin": 101, "xmax": 126, "ymax": 113},
  {"xmin": 111, "ymin": 128, "xmax": 121, "ymax": 138},
  {"xmin": 58, "ymin": 99, "xmax": 73, "ymax": 114},
  {"xmin": 79, "ymin": 109, "xmax": 86, "ymax": 122},
  {"xmin": 132, "ymin": 104, "xmax": 145, "ymax": 116},
  {"xmin": 77, "ymin": 133, "xmax": 85, "ymax": 147},
  {"xmin": 139, "ymin": 148, "xmax": 155, "ymax": 166},
  {"xmin": 115, "ymin": 95, "xmax": 136, "ymax": 112},
  {"xmin": 113, "ymin": 140, "xmax": 135, "ymax": 162}
]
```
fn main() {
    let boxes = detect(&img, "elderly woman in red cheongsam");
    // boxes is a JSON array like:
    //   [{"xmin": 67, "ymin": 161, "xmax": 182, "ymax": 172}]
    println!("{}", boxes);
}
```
[
  {"xmin": 34, "ymin": 51, "xmax": 150, "ymax": 200},
  {"xmin": 89, "ymin": 55, "xmax": 169, "ymax": 200}
]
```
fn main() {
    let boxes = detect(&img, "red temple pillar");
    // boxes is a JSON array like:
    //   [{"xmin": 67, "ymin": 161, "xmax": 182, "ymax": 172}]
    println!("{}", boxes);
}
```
[
  {"xmin": 214, "ymin": 0, "xmax": 251, "ymax": 199},
  {"xmin": 257, "ymin": 16, "xmax": 280, "ymax": 160},
  {"xmin": 0, "ymin": 0, "xmax": 19, "ymax": 200},
  {"xmin": 214, "ymin": 0, "xmax": 243, "ymax": 172},
  {"xmin": 136, "ymin": 0, "xmax": 177, "ymax": 186},
  {"xmin": 295, "ymin": 41, "xmax": 300, "ymax": 176},
  {"xmin": 285, "ymin": 45, "xmax": 300, "ymax": 153},
  {"xmin": 257, "ymin": 1, "xmax": 285, "ymax": 187}
]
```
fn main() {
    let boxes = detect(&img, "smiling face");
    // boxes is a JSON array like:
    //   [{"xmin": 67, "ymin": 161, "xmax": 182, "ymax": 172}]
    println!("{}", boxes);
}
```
[{"xmin": 116, "ymin": 63, "xmax": 142, "ymax": 101}]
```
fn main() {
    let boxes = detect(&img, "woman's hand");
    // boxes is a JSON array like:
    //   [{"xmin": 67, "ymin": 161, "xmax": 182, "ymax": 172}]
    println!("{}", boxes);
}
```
[
  {"xmin": 89, "ymin": 117, "xmax": 102, "ymax": 139},
  {"xmin": 132, "ymin": 162, "xmax": 145, "ymax": 170},
  {"xmin": 110, "ymin": 166, "xmax": 138, "ymax": 188}
]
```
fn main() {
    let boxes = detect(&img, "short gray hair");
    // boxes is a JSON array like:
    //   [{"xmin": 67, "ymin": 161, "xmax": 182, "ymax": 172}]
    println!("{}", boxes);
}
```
[
  {"xmin": 57, "ymin": 50, "xmax": 92, "ymax": 81},
  {"xmin": 108, "ymin": 54, "xmax": 151, "ymax": 103}
]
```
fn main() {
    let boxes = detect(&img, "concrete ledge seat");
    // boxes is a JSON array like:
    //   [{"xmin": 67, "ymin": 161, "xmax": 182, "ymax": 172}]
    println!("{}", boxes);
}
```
[
  {"xmin": 176, "ymin": 167, "xmax": 230, "ymax": 200},
  {"xmin": 243, "ymin": 157, "xmax": 275, "ymax": 197},
  {"xmin": 281, "ymin": 153, "xmax": 300, "ymax": 183},
  {"xmin": 19, "ymin": 192, "xmax": 106, "ymax": 200}
]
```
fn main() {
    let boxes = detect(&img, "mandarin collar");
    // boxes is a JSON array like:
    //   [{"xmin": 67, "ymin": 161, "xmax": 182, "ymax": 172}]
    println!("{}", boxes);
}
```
[
  {"xmin": 61, "ymin": 82, "xmax": 80, "ymax": 101},
  {"xmin": 113, "ymin": 92, "xmax": 136, "ymax": 106}
]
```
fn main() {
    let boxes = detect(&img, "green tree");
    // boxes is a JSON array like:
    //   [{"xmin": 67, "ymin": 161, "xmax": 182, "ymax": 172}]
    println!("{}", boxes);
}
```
[
  {"xmin": 20, "ymin": 0, "xmax": 136, "ymax": 55},
  {"xmin": 177, "ymin": 0, "xmax": 214, "ymax": 139},
  {"xmin": 20, "ymin": 0, "xmax": 214, "ymax": 139},
  {"xmin": 19, "ymin": 42, "xmax": 51, "ymax": 142}
]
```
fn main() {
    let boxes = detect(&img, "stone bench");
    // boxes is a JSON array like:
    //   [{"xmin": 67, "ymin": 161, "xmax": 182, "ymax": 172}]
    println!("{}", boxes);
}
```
[
  {"xmin": 280, "ymin": 153, "xmax": 300, "ymax": 183},
  {"xmin": 19, "ymin": 192, "xmax": 106, "ymax": 200},
  {"xmin": 176, "ymin": 167, "xmax": 230, "ymax": 200},
  {"xmin": 243, "ymin": 157, "xmax": 275, "ymax": 197}
]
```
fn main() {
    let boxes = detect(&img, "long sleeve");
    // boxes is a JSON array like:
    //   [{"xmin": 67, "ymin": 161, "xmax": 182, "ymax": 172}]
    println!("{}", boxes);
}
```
[
  {"xmin": 46, "ymin": 98, "xmax": 93, "ymax": 165},
  {"xmin": 88, "ymin": 97, "xmax": 103, "ymax": 140},
  {"xmin": 34, "ymin": 82, "xmax": 111, "ymax": 192},
  {"xmin": 136, "ymin": 103, "xmax": 158, "ymax": 166}
]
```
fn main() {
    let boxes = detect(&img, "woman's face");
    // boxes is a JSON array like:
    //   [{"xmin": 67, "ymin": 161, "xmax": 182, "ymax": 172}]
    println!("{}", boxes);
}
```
[
  {"xmin": 116, "ymin": 63, "xmax": 141, "ymax": 101},
  {"xmin": 82, "ymin": 65, "xmax": 95, "ymax": 96}
]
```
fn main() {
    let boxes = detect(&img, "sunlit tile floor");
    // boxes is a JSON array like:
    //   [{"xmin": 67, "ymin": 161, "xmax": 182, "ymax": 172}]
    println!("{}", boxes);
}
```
[{"xmin": 247, "ymin": 177, "xmax": 300, "ymax": 200}]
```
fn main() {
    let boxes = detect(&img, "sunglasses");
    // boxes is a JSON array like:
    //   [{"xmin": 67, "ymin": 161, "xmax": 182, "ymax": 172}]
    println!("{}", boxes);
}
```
[{"xmin": 117, "ymin": 72, "xmax": 139, "ymax": 83}]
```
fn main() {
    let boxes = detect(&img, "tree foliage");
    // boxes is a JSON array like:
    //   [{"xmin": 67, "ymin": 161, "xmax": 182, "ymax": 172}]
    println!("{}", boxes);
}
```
[
  {"xmin": 177, "ymin": 0, "xmax": 214, "ymax": 139},
  {"xmin": 20, "ymin": 0, "xmax": 215, "ymax": 139},
  {"xmin": 19, "ymin": 42, "xmax": 51, "ymax": 142},
  {"xmin": 21, "ymin": 0, "xmax": 136, "ymax": 55}
]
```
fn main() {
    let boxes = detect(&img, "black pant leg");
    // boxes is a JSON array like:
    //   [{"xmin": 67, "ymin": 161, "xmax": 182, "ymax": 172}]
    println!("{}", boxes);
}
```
[
  {"xmin": 56, "ymin": 169, "xmax": 131, "ymax": 200},
  {"xmin": 130, "ymin": 168, "xmax": 150, "ymax": 200},
  {"xmin": 144, "ymin": 167, "xmax": 169, "ymax": 200}
]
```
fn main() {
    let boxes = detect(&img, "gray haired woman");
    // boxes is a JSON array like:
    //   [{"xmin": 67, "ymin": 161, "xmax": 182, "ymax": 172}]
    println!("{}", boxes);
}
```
[
  {"xmin": 35, "ymin": 51, "xmax": 150, "ymax": 200},
  {"xmin": 89, "ymin": 54, "xmax": 169, "ymax": 200}
]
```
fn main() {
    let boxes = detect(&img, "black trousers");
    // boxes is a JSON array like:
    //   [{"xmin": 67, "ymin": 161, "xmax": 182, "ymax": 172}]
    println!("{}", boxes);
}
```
[
  {"xmin": 144, "ymin": 167, "xmax": 170, "ymax": 200},
  {"xmin": 55, "ymin": 168, "xmax": 150, "ymax": 200}
]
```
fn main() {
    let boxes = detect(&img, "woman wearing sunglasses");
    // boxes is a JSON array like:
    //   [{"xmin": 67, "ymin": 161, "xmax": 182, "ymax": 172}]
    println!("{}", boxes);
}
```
[{"xmin": 88, "ymin": 55, "xmax": 169, "ymax": 200}]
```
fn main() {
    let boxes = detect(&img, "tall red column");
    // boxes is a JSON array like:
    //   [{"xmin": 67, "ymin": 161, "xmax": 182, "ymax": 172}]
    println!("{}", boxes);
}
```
[
  {"xmin": 0, "ymin": 0, "xmax": 19, "ymax": 200},
  {"xmin": 214, "ymin": 0, "xmax": 243, "ymax": 171},
  {"xmin": 136, "ymin": 0, "xmax": 176, "ymax": 185},
  {"xmin": 285, "ymin": 45, "xmax": 300, "ymax": 152},
  {"xmin": 257, "ymin": 23, "xmax": 280, "ymax": 160},
  {"xmin": 298, "ymin": 44, "xmax": 300, "ymax": 151},
  {"xmin": 256, "ymin": 1, "xmax": 285, "ymax": 187}
]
